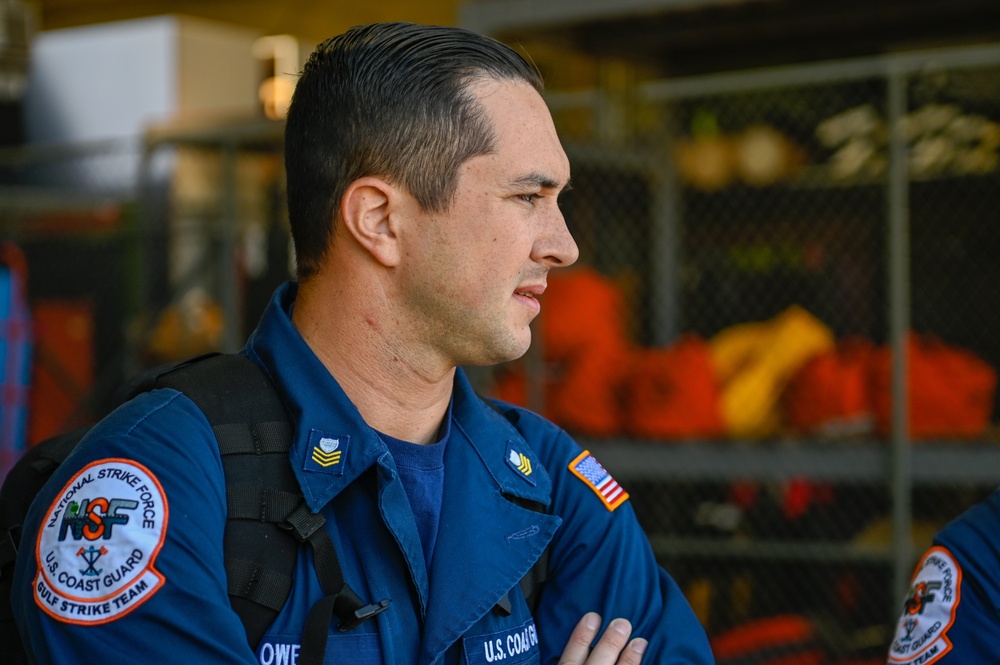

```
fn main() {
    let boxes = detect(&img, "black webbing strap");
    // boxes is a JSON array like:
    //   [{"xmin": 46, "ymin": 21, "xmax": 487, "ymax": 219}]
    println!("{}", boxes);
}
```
[
  {"xmin": 1, "ymin": 425, "xmax": 98, "ymax": 665},
  {"xmin": 224, "ymin": 557, "xmax": 293, "ymax": 613},
  {"xmin": 214, "ymin": 421, "xmax": 292, "ymax": 456},
  {"xmin": 226, "ymin": 485, "xmax": 302, "ymax": 523},
  {"xmin": 493, "ymin": 551, "xmax": 549, "ymax": 618},
  {"xmin": 221, "ymin": 484, "xmax": 301, "ymax": 614},
  {"xmin": 519, "ymin": 546, "xmax": 549, "ymax": 614},
  {"xmin": 154, "ymin": 353, "xmax": 389, "ymax": 660},
  {"xmin": 284, "ymin": 504, "xmax": 391, "ymax": 665},
  {"xmin": 152, "ymin": 354, "xmax": 302, "ymax": 649}
]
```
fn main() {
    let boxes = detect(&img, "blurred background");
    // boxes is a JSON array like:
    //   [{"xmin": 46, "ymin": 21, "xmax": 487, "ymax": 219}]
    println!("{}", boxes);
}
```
[{"xmin": 3, "ymin": 1, "xmax": 1000, "ymax": 662}]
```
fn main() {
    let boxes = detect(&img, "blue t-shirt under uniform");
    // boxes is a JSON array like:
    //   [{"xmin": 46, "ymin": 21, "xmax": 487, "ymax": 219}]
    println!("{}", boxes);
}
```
[{"xmin": 377, "ymin": 412, "xmax": 450, "ymax": 570}]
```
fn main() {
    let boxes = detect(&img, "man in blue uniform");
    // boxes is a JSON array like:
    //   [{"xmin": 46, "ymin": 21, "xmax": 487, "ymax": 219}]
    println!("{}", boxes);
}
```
[
  {"xmin": 887, "ymin": 488, "xmax": 1000, "ymax": 665},
  {"xmin": 12, "ymin": 22, "xmax": 714, "ymax": 665}
]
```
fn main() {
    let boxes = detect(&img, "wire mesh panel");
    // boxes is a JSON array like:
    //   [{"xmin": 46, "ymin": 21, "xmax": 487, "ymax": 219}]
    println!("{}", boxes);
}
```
[
  {"xmin": 0, "ymin": 138, "xmax": 142, "ymax": 443},
  {"xmin": 0, "ymin": 124, "xmax": 290, "ymax": 450},
  {"xmin": 2, "ymin": 38, "xmax": 1000, "ymax": 663},
  {"xmin": 490, "ymin": 45, "xmax": 1000, "ymax": 662}
]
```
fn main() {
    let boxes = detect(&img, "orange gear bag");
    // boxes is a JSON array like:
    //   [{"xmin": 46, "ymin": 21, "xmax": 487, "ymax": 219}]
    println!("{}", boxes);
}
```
[{"xmin": 625, "ymin": 335, "xmax": 725, "ymax": 440}]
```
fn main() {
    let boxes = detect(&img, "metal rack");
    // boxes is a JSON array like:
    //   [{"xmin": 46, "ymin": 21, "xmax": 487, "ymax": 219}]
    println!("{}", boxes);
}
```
[
  {"xmin": 512, "ymin": 42, "xmax": 1000, "ymax": 648},
  {"xmin": 586, "ymin": 439, "xmax": 1000, "ymax": 485}
]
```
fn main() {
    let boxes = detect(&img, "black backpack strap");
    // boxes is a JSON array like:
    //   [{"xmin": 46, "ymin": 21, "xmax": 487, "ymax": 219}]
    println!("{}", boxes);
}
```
[
  {"xmin": 1, "ymin": 426, "xmax": 94, "ymax": 665},
  {"xmin": 519, "ymin": 545, "xmax": 549, "ymax": 616},
  {"xmin": 287, "ymin": 504, "xmax": 390, "ymax": 665},
  {"xmin": 155, "ymin": 354, "xmax": 388, "ymax": 659},
  {"xmin": 153, "ymin": 354, "xmax": 299, "ymax": 647},
  {"xmin": 1, "ymin": 426, "xmax": 92, "ymax": 564}
]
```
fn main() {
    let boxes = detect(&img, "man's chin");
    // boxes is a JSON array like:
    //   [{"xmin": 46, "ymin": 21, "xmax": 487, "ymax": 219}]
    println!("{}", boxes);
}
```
[{"xmin": 463, "ymin": 334, "xmax": 531, "ymax": 368}]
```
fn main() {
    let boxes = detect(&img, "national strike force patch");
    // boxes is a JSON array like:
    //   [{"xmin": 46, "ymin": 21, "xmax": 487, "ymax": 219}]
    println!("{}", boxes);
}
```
[{"xmin": 33, "ymin": 458, "xmax": 168, "ymax": 625}]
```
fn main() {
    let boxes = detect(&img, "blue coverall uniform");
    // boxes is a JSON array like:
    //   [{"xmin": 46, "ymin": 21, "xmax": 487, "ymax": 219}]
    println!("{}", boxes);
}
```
[
  {"xmin": 13, "ymin": 282, "xmax": 714, "ymax": 665},
  {"xmin": 887, "ymin": 487, "xmax": 1000, "ymax": 665}
]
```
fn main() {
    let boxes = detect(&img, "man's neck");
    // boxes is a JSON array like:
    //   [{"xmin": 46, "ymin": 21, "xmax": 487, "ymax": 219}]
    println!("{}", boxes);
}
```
[{"xmin": 292, "ymin": 278, "xmax": 455, "ymax": 445}]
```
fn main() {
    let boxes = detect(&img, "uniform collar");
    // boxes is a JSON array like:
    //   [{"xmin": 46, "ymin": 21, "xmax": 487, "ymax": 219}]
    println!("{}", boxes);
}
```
[
  {"xmin": 419, "ymin": 370, "xmax": 558, "ymax": 663},
  {"xmin": 247, "ymin": 283, "xmax": 561, "ymax": 662},
  {"xmin": 244, "ymin": 282, "xmax": 553, "ymax": 511},
  {"xmin": 245, "ymin": 282, "xmax": 387, "ymax": 511},
  {"xmin": 449, "ymin": 369, "xmax": 552, "ymax": 507}
]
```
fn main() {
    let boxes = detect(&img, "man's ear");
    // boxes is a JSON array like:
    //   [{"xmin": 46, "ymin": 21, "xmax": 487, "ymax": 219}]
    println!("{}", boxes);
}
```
[{"xmin": 340, "ymin": 176, "xmax": 401, "ymax": 267}]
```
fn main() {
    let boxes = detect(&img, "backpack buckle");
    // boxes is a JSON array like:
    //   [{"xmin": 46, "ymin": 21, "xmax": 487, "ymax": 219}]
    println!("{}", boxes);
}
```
[{"xmin": 337, "ymin": 598, "xmax": 392, "ymax": 632}]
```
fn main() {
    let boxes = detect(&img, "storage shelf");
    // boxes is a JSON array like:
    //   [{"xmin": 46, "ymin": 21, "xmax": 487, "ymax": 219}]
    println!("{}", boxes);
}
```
[
  {"xmin": 648, "ymin": 536, "xmax": 893, "ymax": 564},
  {"xmin": 583, "ymin": 439, "xmax": 1000, "ymax": 485}
]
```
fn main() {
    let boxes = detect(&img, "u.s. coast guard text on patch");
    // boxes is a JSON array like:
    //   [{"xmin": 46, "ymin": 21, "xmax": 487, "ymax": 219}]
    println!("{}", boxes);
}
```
[{"xmin": 33, "ymin": 458, "xmax": 168, "ymax": 625}]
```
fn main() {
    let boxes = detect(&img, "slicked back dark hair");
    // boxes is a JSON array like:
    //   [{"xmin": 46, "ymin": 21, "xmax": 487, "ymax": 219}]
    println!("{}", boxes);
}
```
[{"xmin": 284, "ymin": 22, "xmax": 544, "ymax": 279}]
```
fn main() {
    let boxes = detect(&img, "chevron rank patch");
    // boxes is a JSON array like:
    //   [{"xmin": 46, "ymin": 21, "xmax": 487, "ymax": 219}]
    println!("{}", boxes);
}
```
[
  {"xmin": 569, "ymin": 451, "xmax": 629, "ymax": 511},
  {"xmin": 505, "ymin": 441, "xmax": 536, "ymax": 486},
  {"xmin": 304, "ymin": 430, "xmax": 348, "ymax": 475}
]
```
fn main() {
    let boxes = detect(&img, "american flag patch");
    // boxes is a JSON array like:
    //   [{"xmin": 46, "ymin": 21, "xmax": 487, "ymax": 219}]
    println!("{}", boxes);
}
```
[{"xmin": 568, "ymin": 451, "xmax": 629, "ymax": 511}]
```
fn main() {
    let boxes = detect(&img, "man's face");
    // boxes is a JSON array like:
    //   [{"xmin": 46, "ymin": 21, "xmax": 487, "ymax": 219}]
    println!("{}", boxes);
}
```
[{"xmin": 395, "ymin": 78, "xmax": 578, "ymax": 370}]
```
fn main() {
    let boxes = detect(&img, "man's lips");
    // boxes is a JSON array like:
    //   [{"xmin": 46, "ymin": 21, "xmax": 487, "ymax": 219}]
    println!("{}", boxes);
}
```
[
  {"xmin": 514, "ymin": 284, "xmax": 544, "ymax": 313},
  {"xmin": 514, "ymin": 283, "xmax": 545, "ymax": 298}
]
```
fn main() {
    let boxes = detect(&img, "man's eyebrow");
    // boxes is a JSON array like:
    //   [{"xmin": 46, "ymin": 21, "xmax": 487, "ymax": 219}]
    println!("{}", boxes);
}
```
[{"xmin": 507, "ymin": 172, "xmax": 569, "ymax": 191}]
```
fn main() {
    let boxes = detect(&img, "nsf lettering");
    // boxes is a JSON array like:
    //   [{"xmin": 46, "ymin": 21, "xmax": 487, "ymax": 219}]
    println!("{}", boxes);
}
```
[{"xmin": 58, "ymin": 497, "xmax": 138, "ymax": 541}]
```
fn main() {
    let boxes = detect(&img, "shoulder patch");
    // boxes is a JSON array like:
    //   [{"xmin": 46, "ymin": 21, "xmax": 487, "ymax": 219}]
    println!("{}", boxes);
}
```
[
  {"xmin": 568, "ymin": 451, "xmax": 629, "ymax": 512},
  {"xmin": 33, "ymin": 458, "xmax": 168, "ymax": 625},
  {"xmin": 888, "ymin": 546, "xmax": 961, "ymax": 665}
]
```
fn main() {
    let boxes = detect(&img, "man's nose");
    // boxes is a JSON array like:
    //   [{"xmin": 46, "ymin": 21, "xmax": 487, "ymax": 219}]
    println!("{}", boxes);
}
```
[{"xmin": 533, "ymin": 207, "xmax": 580, "ymax": 268}]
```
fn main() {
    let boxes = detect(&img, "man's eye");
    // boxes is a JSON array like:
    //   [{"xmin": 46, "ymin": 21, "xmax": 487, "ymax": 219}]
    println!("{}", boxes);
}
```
[{"xmin": 518, "ymin": 193, "xmax": 541, "ymax": 204}]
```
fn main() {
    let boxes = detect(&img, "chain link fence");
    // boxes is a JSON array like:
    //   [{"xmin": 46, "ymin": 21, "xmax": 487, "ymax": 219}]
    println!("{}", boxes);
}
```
[
  {"xmin": 0, "ymin": 137, "xmax": 143, "ymax": 448},
  {"xmin": 0, "ymin": 120, "xmax": 290, "ymax": 456},
  {"xmin": 3, "ymin": 39, "xmax": 1000, "ymax": 664},
  {"xmin": 489, "ymin": 44, "xmax": 1000, "ymax": 662}
]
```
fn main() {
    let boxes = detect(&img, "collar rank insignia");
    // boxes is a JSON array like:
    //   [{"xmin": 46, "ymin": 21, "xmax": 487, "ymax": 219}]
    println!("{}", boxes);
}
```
[
  {"xmin": 569, "ymin": 450, "xmax": 629, "ymax": 511},
  {"xmin": 312, "ymin": 437, "xmax": 342, "ymax": 467},
  {"xmin": 305, "ymin": 430, "xmax": 349, "ymax": 474},
  {"xmin": 505, "ymin": 441, "xmax": 536, "ymax": 486}
]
